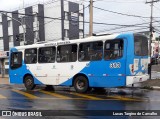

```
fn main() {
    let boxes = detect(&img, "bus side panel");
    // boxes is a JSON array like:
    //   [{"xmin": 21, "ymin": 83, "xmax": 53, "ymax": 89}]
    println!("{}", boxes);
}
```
[
  {"xmin": 9, "ymin": 61, "xmax": 43, "ymax": 85},
  {"xmin": 125, "ymin": 34, "xmax": 149, "ymax": 85},
  {"xmin": 9, "ymin": 48, "xmax": 43, "ymax": 85},
  {"xmin": 82, "ymin": 60, "xmax": 126, "ymax": 88},
  {"xmin": 60, "ymin": 60, "xmax": 126, "ymax": 88},
  {"xmin": 61, "ymin": 35, "xmax": 128, "ymax": 88},
  {"xmin": 125, "ymin": 34, "xmax": 134, "ymax": 76}
]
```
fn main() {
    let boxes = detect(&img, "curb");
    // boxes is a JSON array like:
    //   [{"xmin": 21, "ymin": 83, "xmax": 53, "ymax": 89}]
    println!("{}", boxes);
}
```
[{"xmin": 151, "ymin": 86, "xmax": 160, "ymax": 90}]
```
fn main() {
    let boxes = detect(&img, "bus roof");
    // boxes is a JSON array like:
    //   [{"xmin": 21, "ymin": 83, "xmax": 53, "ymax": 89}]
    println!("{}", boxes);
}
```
[{"xmin": 10, "ymin": 32, "xmax": 138, "ymax": 50}]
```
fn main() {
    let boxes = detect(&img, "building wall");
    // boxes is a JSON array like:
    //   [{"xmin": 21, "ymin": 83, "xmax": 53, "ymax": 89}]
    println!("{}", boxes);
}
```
[
  {"xmin": 0, "ymin": 15, "xmax": 4, "ymax": 51},
  {"xmin": 2, "ymin": 14, "xmax": 9, "ymax": 51},
  {"xmin": 44, "ymin": 1, "xmax": 62, "ymax": 41},
  {"xmin": 12, "ymin": 10, "xmax": 20, "ymax": 46},
  {"xmin": 25, "ymin": 7, "xmax": 34, "ymax": 45},
  {"xmin": 68, "ymin": 2, "xmax": 79, "ymax": 40},
  {"xmin": 38, "ymin": 4, "xmax": 45, "ymax": 42},
  {"xmin": 0, "ymin": 0, "xmax": 84, "ymax": 77}
]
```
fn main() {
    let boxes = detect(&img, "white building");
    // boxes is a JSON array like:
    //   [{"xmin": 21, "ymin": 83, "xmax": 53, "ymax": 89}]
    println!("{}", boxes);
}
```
[{"xmin": 0, "ymin": 0, "xmax": 84, "ymax": 77}]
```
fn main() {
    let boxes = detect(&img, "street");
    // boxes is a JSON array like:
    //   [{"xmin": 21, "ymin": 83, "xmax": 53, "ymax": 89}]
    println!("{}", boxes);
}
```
[
  {"xmin": 0, "ymin": 83, "xmax": 160, "ymax": 119},
  {"xmin": 0, "ymin": 66, "xmax": 160, "ymax": 119}
]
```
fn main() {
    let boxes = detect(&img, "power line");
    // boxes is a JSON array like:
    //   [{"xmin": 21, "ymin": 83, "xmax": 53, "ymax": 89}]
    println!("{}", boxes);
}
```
[
  {"xmin": 93, "ymin": 6, "xmax": 160, "ymax": 18},
  {"xmin": 1, "ymin": 8, "xmax": 160, "ymax": 31},
  {"xmin": 95, "ymin": 25, "xmax": 149, "ymax": 33},
  {"xmin": 0, "ymin": 10, "xmax": 152, "ymax": 27},
  {"xmin": 94, "ymin": 0, "xmax": 145, "ymax": 3},
  {"xmin": 33, "ymin": 4, "xmax": 90, "ymax": 28},
  {"xmin": 107, "ymin": 27, "xmax": 150, "ymax": 34}
]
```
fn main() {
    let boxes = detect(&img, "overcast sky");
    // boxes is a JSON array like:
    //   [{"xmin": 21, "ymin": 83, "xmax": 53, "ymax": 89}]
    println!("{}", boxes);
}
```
[{"xmin": 0, "ymin": 0, "xmax": 160, "ymax": 35}]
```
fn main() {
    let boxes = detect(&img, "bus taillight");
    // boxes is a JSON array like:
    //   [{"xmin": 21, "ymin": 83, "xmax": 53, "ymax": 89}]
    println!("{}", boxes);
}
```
[{"xmin": 131, "ymin": 64, "xmax": 134, "ymax": 73}]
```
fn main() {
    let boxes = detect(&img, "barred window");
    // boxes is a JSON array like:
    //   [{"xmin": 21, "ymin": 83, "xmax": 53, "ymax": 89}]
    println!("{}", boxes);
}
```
[
  {"xmin": 57, "ymin": 44, "xmax": 77, "ymax": 62},
  {"xmin": 24, "ymin": 48, "xmax": 37, "ymax": 64},
  {"xmin": 104, "ymin": 39, "xmax": 123, "ymax": 60},
  {"xmin": 38, "ymin": 47, "xmax": 56, "ymax": 63},
  {"xmin": 78, "ymin": 41, "xmax": 103, "ymax": 61}
]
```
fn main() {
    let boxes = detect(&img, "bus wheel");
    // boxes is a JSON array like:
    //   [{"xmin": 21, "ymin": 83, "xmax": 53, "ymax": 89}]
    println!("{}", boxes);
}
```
[
  {"xmin": 24, "ymin": 76, "xmax": 36, "ymax": 90},
  {"xmin": 74, "ymin": 76, "xmax": 89, "ymax": 93}
]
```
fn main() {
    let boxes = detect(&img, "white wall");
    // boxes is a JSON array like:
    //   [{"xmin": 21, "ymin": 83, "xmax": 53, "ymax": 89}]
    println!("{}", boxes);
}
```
[
  {"xmin": 0, "ymin": 40, "xmax": 4, "ymax": 51},
  {"xmin": 44, "ymin": 1, "xmax": 62, "ymax": 41},
  {"xmin": 64, "ymin": 1, "xmax": 69, "ymax": 12},
  {"xmin": 9, "ymin": 42, "xmax": 14, "ymax": 49},
  {"xmin": 18, "ymin": 9, "xmax": 26, "ymax": 34}
]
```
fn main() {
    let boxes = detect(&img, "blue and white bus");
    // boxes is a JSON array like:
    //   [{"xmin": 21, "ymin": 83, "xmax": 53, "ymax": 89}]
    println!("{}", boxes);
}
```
[{"xmin": 9, "ymin": 33, "xmax": 149, "ymax": 93}]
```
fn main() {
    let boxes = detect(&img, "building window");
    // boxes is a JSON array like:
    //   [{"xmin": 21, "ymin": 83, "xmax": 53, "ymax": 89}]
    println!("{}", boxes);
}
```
[
  {"xmin": 79, "ymin": 30, "xmax": 83, "ymax": 38},
  {"xmin": 34, "ymin": 14, "xmax": 37, "ymax": 22},
  {"xmin": 64, "ymin": 11, "xmax": 69, "ymax": 20},
  {"xmin": 34, "ymin": 31, "xmax": 36, "ymax": 39},
  {"xmin": 71, "ymin": 12, "xmax": 78, "ymax": 25},
  {"xmin": 0, "ymin": 37, "xmax": 3, "ymax": 40},
  {"xmin": 64, "ymin": 29, "xmax": 69, "ymax": 38},
  {"xmin": 19, "ymin": 16, "xmax": 25, "ymax": 25},
  {"xmin": 8, "ymin": 20, "xmax": 11, "ymax": 27},
  {"xmin": 79, "ymin": 13, "xmax": 83, "ymax": 17},
  {"xmin": 9, "ymin": 35, "xmax": 13, "ymax": 42},
  {"xmin": 19, "ymin": 34, "xmax": 25, "ymax": 42}
]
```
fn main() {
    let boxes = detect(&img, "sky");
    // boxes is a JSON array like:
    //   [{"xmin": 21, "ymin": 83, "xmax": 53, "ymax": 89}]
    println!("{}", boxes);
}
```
[{"xmin": 0, "ymin": 0, "xmax": 160, "ymax": 35}]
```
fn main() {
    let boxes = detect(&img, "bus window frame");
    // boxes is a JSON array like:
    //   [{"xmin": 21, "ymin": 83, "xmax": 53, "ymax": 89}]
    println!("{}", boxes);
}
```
[
  {"xmin": 10, "ymin": 52, "xmax": 22, "ymax": 69},
  {"xmin": 24, "ymin": 48, "xmax": 37, "ymax": 64},
  {"xmin": 78, "ymin": 41, "xmax": 103, "ymax": 62},
  {"xmin": 38, "ymin": 46, "xmax": 56, "ymax": 63},
  {"xmin": 56, "ymin": 44, "xmax": 78, "ymax": 63},
  {"xmin": 104, "ymin": 39, "xmax": 124, "ymax": 60},
  {"xmin": 134, "ymin": 35, "xmax": 148, "ymax": 56}
]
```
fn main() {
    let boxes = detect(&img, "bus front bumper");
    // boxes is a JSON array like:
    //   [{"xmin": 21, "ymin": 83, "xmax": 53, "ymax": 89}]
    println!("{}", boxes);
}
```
[{"xmin": 126, "ymin": 74, "xmax": 149, "ymax": 85}]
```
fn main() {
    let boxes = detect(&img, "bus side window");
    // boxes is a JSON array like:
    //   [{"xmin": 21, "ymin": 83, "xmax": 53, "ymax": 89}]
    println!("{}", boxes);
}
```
[
  {"xmin": 38, "ymin": 47, "xmax": 55, "ymax": 63},
  {"xmin": 78, "ymin": 41, "xmax": 103, "ymax": 61},
  {"xmin": 57, "ymin": 44, "xmax": 77, "ymax": 63},
  {"xmin": 24, "ymin": 48, "xmax": 37, "ymax": 64},
  {"xmin": 10, "ymin": 52, "xmax": 22, "ymax": 69},
  {"xmin": 104, "ymin": 39, "xmax": 123, "ymax": 60}
]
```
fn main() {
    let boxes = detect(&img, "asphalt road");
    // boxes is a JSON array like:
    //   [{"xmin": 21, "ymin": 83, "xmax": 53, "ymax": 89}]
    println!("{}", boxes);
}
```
[
  {"xmin": 0, "ymin": 84, "xmax": 160, "ymax": 119},
  {"xmin": 0, "ymin": 65, "xmax": 160, "ymax": 119}
]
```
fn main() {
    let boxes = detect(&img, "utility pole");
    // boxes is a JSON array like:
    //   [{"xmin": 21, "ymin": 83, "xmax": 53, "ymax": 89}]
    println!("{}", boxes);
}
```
[
  {"xmin": 146, "ymin": 0, "xmax": 160, "ymax": 79},
  {"xmin": 89, "ymin": 0, "xmax": 93, "ymax": 36}
]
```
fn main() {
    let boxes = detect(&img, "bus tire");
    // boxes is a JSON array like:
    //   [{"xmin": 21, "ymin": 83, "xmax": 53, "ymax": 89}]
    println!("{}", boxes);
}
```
[
  {"xmin": 74, "ymin": 76, "xmax": 89, "ymax": 93},
  {"xmin": 24, "ymin": 75, "xmax": 36, "ymax": 90}
]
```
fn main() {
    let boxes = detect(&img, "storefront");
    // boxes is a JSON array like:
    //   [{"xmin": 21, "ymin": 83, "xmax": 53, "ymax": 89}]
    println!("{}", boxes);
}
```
[{"xmin": 0, "ymin": 51, "xmax": 9, "ymax": 78}]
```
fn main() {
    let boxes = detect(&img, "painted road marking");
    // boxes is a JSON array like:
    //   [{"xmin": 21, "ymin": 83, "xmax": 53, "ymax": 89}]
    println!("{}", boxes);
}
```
[
  {"xmin": 106, "ymin": 96, "xmax": 143, "ymax": 101},
  {"xmin": 70, "ymin": 92, "xmax": 103, "ymax": 100},
  {"xmin": 0, "ymin": 94, "xmax": 7, "ymax": 99},
  {"xmin": 12, "ymin": 89, "xmax": 39, "ymax": 99},
  {"xmin": 39, "ymin": 90, "xmax": 71, "ymax": 99}
]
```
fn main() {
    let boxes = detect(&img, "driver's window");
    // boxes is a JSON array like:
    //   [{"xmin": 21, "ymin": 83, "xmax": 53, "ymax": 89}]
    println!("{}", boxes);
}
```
[{"xmin": 10, "ymin": 52, "xmax": 22, "ymax": 69}]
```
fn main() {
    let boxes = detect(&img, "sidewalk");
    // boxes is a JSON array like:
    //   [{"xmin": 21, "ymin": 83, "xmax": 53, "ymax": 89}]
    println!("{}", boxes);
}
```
[{"xmin": 0, "ymin": 77, "xmax": 9, "ymax": 84}]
